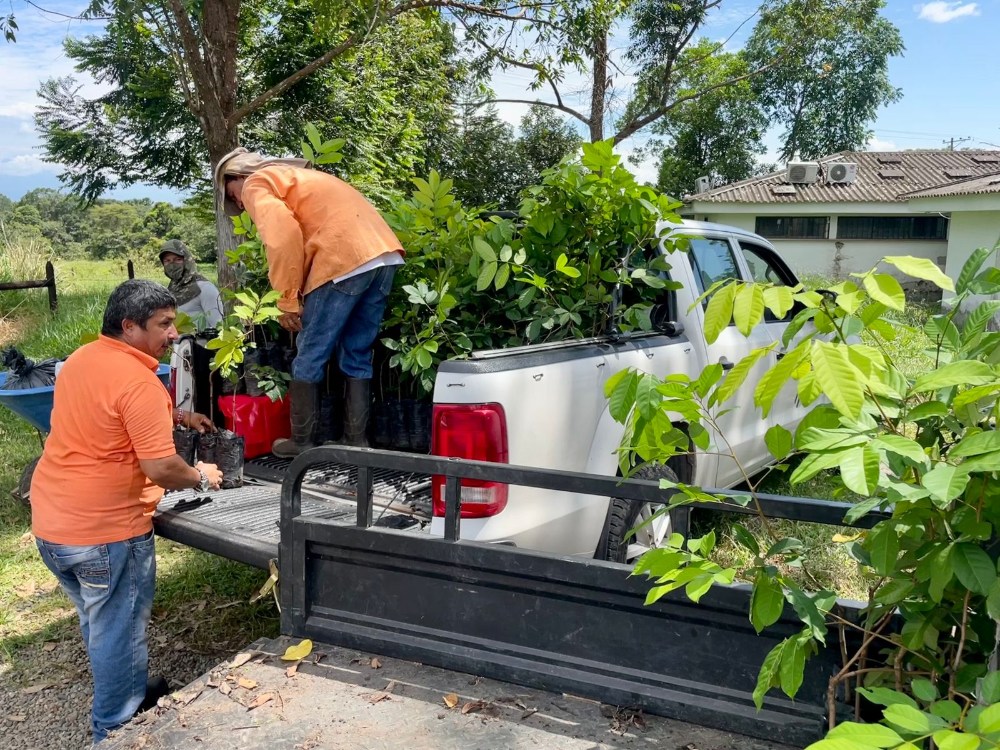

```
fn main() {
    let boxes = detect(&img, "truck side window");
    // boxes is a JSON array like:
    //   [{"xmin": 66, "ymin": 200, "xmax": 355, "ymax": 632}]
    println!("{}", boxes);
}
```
[
  {"xmin": 739, "ymin": 242, "xmax": 798, "ymax": 321},
  {"xmin": 689, "ymin": 238, "xmax": 741, "ymax": 296}
]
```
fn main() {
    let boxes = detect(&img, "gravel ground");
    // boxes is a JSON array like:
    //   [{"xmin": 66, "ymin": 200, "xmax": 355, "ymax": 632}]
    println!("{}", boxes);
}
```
[{"xmin": 1, "ymin": 621, "xmax": 239, "ymax": 749}]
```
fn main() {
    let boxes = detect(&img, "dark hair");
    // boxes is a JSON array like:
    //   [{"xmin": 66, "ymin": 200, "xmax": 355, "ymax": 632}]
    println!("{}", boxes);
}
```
[{"xmin": 101, "ymin": 279, "xmax": 176, "ymax": 337}]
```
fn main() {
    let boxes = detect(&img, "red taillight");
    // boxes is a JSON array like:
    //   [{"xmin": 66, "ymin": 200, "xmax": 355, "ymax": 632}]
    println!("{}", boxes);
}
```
[{"xmin": 431, "ymin": 403, "xmax": 509, "ymax": 518}]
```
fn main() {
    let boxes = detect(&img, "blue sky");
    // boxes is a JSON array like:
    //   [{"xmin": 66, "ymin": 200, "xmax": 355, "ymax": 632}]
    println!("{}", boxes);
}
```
[{"xmin": 0, "ymin": 0, "xmax": 996, "ymax": 203}]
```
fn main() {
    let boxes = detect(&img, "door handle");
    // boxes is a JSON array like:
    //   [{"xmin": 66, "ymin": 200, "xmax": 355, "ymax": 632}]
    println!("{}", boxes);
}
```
[{"xmin": 719, "ymin": 357, "xmax": 735, "ymax": 371}]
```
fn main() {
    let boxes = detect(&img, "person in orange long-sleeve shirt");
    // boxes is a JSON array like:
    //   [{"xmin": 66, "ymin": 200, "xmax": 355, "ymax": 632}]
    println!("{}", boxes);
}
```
[{"xmin": 215, "ymin": 148, "xmax": 404, "ymax": 455}]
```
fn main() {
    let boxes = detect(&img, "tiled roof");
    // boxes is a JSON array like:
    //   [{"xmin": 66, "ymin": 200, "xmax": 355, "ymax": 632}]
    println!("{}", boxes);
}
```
[
  {"xmin": 689, "ymin": 151, "xmax": 1000, "ymax": 204},
  {"xmin": 904, "ymin": 172, "xmax": 1000, "ymax": 199}
]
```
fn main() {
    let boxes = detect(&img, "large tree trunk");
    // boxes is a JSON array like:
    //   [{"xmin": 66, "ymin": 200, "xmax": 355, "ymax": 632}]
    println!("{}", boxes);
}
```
[
  {"xmin": 588, "ymin": 33, "xmax": 609, "ymax": 142},
  {"xmin": 207, "ymin": 131, "xmax": 240, "ymax": 291}
]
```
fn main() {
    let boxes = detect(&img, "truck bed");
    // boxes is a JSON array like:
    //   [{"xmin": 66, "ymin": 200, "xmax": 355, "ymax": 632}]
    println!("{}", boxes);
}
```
[{"xmin": 153, "ymin": 455, "xmax": 433, "ymax": 568}]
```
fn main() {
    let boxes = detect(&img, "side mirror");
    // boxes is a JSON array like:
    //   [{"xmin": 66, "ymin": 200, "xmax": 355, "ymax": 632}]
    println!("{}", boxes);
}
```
[{"xmin": 651, "ymin": 303, "xmax": 685, "ymax": 337}]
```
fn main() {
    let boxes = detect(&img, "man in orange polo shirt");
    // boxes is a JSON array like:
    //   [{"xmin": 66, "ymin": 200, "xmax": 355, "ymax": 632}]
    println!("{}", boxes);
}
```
[
  {"xmin": 31, "ymin": 279, "xmax": 223, "ymax": 744},
  {"xmin": 215, "ymin": 148, "xmax": 404, "ymax": 455}
]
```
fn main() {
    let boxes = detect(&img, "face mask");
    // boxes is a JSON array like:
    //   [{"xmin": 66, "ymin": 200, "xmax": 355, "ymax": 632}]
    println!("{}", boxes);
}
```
[{"xmin": 164, "ymin": 263, "xmax": 186, "ymax": 281}]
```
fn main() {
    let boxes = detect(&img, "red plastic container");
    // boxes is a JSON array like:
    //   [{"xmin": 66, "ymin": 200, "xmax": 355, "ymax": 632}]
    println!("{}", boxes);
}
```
[{"xmin": 217, "ymin": 394, "xmax": 291, "ymax": 459}]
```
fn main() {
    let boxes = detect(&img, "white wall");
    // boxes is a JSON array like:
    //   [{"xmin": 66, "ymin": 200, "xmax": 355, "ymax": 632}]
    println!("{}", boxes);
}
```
[
  {"xmin": 690, "ymin": 209, "xmax": 946, "ymax": 281},
  {"xmin": 940, "ymin": 211, "xmax": 1000, "ymax": 283}
]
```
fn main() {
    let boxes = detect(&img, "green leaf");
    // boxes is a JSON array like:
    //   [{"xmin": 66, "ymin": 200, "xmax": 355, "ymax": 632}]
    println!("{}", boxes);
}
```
[
  {"xmin": 910, "ymin": 678, "xmax": 938, "ymax": 703},
  {"xmin": 765, "ymin": 425, "xmax": 793, "ymax": 460},
  {"xmin": 857, "ymin": 686, "xmax": 918, "ymax": 709},
  {"xmin": 976, "ymin": 702, "xmax": 1000, "ymax": 733},
  {"xmin": 712, "ymin": 346, "xmax": 771, "ymax": 405},
  {"xmin": 871, "ymin": 434, "xmax": 928, "ymax": 465},
  {"xmin": 494, "ymin": 263, "xmax": 511, "ymax": 290},
  {"xmin": 844, "ymin": 496, "xmax": 885, "ymax": 525},
  {"xmin": 606, "ymin": 370, "xmax": 638, "ymax": 423},
  {"xmin": 979, "ymin": 672, "xmax": 1000, "ymax": 705},
  {"xmin": 732, "ymin": 523, "xmax": 760, "ymax": 555},
  {"xmin": 790, "ymin": 450, "xmax": 847, "ymax": 485},
  {"xmin": 733, "ymin": 283, "xmax": 765, "ymax": 336},
  {"xmin": 778, "ymin": 635, "xmax": 807, "ymax": 698},
  {"xmin": 810, "ymin": 341, "xmax": 863, "ymax": 418},
  {"xmin": 754, "ymin": 341, "xmax": 810, "ymax": 417},
  {"xmin": 932, "ymin": 731, "xmax": 981, "ymax": 750},
  {"xmin": 987, "ymin": 580, "xmax": 1000, "ymax": 620},
  {"xmin": 473, "ymin": 236, "xmax": 497, "ymax": 263},
  {"xmin": 952, "ymin": 543, "xmax": 996, "ymax": 595},
  {"xmin": 839, "ymin": 445, "xmax": 880, "ymax": 496},
  {"xmin": 863, "ymin": 272, "xmax": 905, "ymax": 311},
  {"xmin": 883, "ymin": 256, "xmax": 955, "ymax": 291},
  {"xmin": 957, "ymin": 246, "xmax": 995, "ymax": 294},
  {"xmin": 929, "ymin": 700, "xmax": 964, "ymax": 723},
  {"xmin": 922, "ymin": 463, "xmax": 970, "ymax": 505},
  {"xmin": 883, "ymin": 703, "xmax": 941, "ymax": 733},
  {"xmin": 912, "ymin": 361, "xmax": 997, "ymax": 392},
  {"xmin": 476, "ymin": 261, "xmax": 497, "ymax": 291},
  {"xmin": 951, "ymin": 431, "xmax": 1000, "ymax": 458},
  {"xmin": 753, "ymin": 640, "xmax": 783, "ymax": 710},
  {"xmin": 750, "ymin": 571, "xmax": 784, "ymax": 633},
  {"xmin": 703, "ymin": 282, "xmax": 736, "ymax": 344},
  {"xmin": 763, "ymin": 285, "xmax": 795, "ymax": 319},
  {"xmin": 962, "ymin": 301, "xmax": 1000, "ymax": 338},
  {"xmin": 867, "ymin": 523, "xmax": 899, "ymax": 576},
  {"xmin": 825, "ymin": 720, "xmax": 905, "ymax": 746}
]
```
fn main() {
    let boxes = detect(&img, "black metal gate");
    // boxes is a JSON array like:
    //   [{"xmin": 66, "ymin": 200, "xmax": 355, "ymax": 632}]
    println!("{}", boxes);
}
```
[{"xmin": 279, "ymin": 447, "xmax": 877, "ymax": 746}]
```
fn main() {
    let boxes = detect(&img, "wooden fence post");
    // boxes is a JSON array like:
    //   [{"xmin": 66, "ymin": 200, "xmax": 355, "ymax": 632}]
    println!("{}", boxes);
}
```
[{"xmin": 45, "ymin": 261, "xmax": 57, "ymax": 313}]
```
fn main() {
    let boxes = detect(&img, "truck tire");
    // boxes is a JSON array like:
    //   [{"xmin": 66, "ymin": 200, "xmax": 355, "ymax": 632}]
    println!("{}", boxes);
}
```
[
  {"xmin": 595, "ymin": 463, "xmax": 680, "ymax": 564},
  {"xmin": 12, "ymin": 456, "xmax": 39, "ymax": 507}
]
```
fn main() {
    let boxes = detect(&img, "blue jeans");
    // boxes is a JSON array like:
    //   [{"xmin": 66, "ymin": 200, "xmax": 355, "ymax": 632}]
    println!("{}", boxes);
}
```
[
  {"xmin": 36, "ymin": 531, "xmax": 156, "ymax": 744},
  {"xmin": 293, "ymin": 265, "xmax": 397, "ymax": 383}
]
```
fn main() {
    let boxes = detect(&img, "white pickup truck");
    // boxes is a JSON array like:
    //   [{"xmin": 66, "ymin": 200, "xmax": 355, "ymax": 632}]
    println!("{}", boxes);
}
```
[
  {"xmin": 427, "ymin": 219, "xmax": 807, "ymax": 560},
  {"xmin": 167, "ymin": 219, "xmax": 807, "ymax": 564}
]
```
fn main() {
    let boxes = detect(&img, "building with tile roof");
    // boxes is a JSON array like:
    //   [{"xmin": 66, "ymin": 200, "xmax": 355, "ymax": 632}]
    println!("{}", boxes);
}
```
[{"xmin": 684, "ymin": 150, "xmax": 1000, "ymax": 284}]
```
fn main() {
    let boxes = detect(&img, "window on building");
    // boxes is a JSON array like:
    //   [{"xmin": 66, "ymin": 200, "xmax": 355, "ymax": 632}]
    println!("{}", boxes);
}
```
[
  {"xmin": 837, "ymin": 216, "xmax": 948, "ymax": 241},
  {"xmin": 754, "ymin": 216, "xmax": 829, "ymax": 239}
]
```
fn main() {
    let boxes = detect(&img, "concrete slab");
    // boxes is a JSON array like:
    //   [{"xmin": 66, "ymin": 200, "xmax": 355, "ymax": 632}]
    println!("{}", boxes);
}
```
[{"xmin": 105, "ymin": 636, "xmax": 801, "ymax": 750}]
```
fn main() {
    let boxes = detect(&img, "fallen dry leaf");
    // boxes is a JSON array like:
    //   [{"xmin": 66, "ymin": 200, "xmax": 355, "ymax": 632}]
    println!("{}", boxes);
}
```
[
  {"xmin": 370, "ymin": 658, "xmax": 381, "ymax": 669},
  {"xmin": 238, "ymin": 678, "xmax": 258, "ymax": 690},
  {"xmin": 42, "ymin": 642, "xmax": 56, "ymax": 652},
  {"xmin": 229, "ymin": 652, "xmax": 254, "ymax": 669},
  {"xmin": 219, "ymin": 682, "xmax": 232, "ymax": 696},
  {"xmin": 384, "ymin": 680, "xmax": 398, "ymax": 694},
  {"xmin": 7, "ymin": 715, "xmax": 26, "ymax": 722},
  {"xmin": 443, "ymin": 693, "xmax": 459, "ymax": 709},
  {"xmin": 281, "ymin": 639, "xmax": 313, "ymax": 662},
  {"xmin": 366, "ymin": 692, "xmax": 392, "ymax": 704},
  {"xmin": 22, "ymin": 683, "xmax": 51, "ymax": 695},
  {"xmin": 461, "ymin": 700, "xmax": 486, "ymax": 715},
  {"xmin": 286, "ymin": 664, "xmax": 299, "ymax": 678},
  {"xmin": 246, "ymin": 693, "xmax": 274, "ymax": 711}
]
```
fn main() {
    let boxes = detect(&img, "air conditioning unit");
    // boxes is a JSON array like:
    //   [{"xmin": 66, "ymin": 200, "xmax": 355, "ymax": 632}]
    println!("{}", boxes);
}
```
[
  {"xmin": 786, "ymin": 161, "xmax": 820, "ymax": 184},
  {"xmin": 827, "ymin": 162, "xmax": 858, "ymax": 184},
  {"xmin": 694, "ymin": 175, "xmax": 712, "ymax": 193}
]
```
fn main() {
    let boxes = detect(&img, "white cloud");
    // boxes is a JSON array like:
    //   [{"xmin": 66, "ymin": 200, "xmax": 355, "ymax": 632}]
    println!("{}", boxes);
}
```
[
  {"xmin": 866, "ymin": 136, "xmax": 899, "ymax": 151},
  {"xmin": 917, "ymin": 1, "xmax": 979, "ymax": 23},
  {"xmin": 0, "ymin": 154, "xmax": 60, "ymax": 177},
  {"xmin": 0, "ymin": 102, "xmax": 37, "ymax": 120}
]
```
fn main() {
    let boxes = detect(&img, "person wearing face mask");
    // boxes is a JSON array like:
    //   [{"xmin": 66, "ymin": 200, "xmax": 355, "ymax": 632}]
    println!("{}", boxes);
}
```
[{"xmin": 158, "ymin": 240, "xmax": 224, "ymax": 330}]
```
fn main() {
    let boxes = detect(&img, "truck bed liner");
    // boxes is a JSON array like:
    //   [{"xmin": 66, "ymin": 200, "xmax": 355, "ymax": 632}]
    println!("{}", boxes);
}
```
[{"xmin": 153, "ymin": 455, "xmax": 432, "ymax": 569}]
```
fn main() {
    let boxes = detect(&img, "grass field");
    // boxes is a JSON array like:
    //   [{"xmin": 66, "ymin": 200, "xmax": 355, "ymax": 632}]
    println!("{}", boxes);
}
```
[
  {"xmin": 0, "ymin": 258, "xmax": 938, "ymax": 679},
  {"xmin": 0, "ymin": 258, "xmax": 277, "ymax": 685}
]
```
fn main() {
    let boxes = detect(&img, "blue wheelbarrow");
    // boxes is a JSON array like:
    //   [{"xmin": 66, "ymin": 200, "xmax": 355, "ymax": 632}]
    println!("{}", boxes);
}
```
[{"xmin": 0, "ymin": 364, "xmax": 170, "ymax": 505}]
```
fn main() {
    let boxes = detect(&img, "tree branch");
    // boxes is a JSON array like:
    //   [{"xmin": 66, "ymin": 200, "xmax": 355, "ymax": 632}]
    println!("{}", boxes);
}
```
[
  {"xmin": 474, "ymin": 98, "xmax": 589, "ymax": 126},
  {"xmin": 613, "ymin": 57, "xmax": 782, "ymax": 144}
]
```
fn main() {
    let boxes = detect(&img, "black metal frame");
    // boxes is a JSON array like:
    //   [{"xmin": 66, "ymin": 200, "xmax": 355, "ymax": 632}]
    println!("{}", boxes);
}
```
[{"xmin": 280, "ymin": 447, "xmax": 876, "ymax": 746}]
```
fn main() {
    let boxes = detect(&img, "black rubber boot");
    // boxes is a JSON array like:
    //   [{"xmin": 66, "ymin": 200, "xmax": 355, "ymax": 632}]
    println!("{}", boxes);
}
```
[
  {"xmin": 272, "ymin": 380, "xmax": 318, "ymax": 458},
  {"xmin": 138, "ymin": 675, "xmax": 170, "ymax": 712},
  {"xmin": 342, "ymin": 377, "xmax": 371, "ymax": 447}
]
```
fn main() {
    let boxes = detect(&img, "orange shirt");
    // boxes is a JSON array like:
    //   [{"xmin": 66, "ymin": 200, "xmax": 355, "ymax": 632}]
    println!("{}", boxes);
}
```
[
  {"xmin": 31, "ymin": 336, "xmax": 176, "ymax": 545},
  {"xmin": 241, "ymin": 166, "xmax": 404, "ymax": 314}
]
